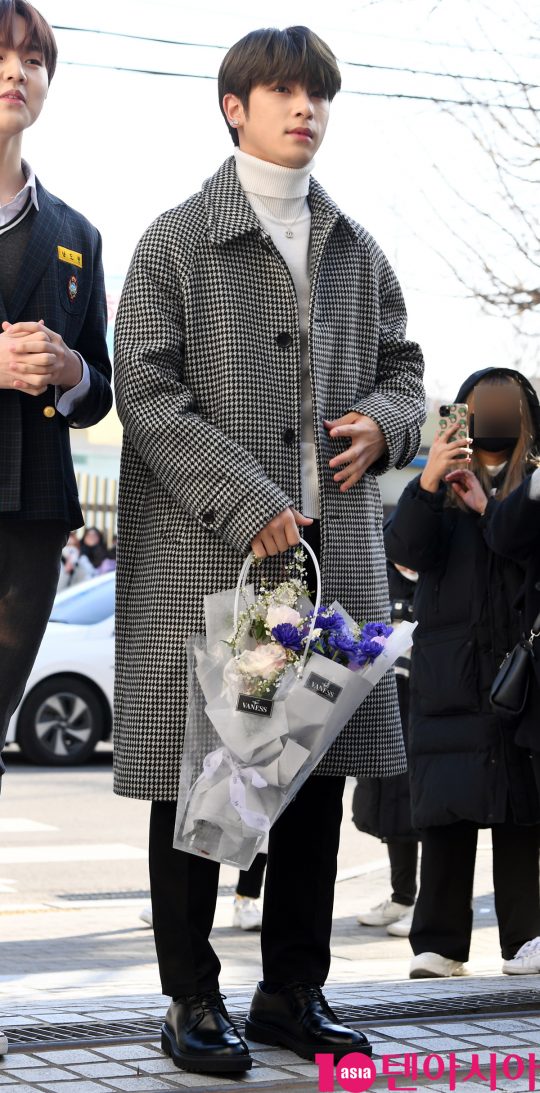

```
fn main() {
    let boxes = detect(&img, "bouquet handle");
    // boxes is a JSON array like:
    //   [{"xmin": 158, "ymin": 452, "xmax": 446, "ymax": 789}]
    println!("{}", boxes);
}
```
[{"xmin": 233, "ymin": 541, "xmax": 322, "ymax": 678}]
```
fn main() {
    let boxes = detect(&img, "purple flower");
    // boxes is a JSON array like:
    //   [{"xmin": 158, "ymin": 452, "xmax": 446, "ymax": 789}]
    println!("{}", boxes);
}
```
[
  {"xmin": 362, "ymin": 621, "xmax": 393, "ymax": 640},
  {"xmin": 357, "ymin": 637, "xmax": 385, "ymax": 660},
  {"xmin": 328, "ymin": 627, "xmax": 359, "ymax": 658},
  {"xmin": 271, "ymin": 623, "xmax": 303, "ymax": 652},
  {"xmin": 309, "ymin": 606, "xmax": 346, "ymax": 631}
]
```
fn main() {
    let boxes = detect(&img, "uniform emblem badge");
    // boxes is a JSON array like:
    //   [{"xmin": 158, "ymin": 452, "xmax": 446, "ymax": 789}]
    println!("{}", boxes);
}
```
[{"xmin": 68, "ymin": 274, "xmax": 78, "ymax": 301}]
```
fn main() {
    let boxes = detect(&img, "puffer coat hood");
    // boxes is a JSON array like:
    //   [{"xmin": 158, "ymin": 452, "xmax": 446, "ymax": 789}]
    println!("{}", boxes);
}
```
[{"xmin": 454, "ymin": 367, "xmax": 540, "ymax": 447}]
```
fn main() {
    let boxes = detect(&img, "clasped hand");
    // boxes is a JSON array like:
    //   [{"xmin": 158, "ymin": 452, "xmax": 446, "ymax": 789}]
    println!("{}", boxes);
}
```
[{"xmin": 0, "ymin": 320, "xmax": 82, "ymax": 396}]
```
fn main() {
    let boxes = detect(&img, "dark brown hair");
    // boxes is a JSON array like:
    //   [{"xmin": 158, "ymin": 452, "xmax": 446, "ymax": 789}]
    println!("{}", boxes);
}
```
[
  {"xmin": 218, "ymin": 26, "xmax": 341, "ymax": 146},
  {"xmin": 0, "ymin": 0, "xmax": 57, "ymax": 82}
]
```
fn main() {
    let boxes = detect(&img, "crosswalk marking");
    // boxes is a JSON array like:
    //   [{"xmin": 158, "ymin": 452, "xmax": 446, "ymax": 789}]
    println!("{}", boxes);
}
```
[{"xmin": 0, "ymin": 818, "xmax": 57, "ymax": 834}]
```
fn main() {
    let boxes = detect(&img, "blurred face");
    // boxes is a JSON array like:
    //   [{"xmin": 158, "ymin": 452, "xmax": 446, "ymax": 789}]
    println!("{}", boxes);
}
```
[
  {"xmin": 0, "ymin": 14, "xmax": 48, "ymax": 140},
  {"xmin": 223, "ymin": 81, "xmax": 330, "ymax": 168},
  {"xmin": 468, "ymin": 384, "xmax": 522, "ymax": 462},
  {"xmin": 84, "ymin": 529, "xmax": 100, "ymax": 546}
]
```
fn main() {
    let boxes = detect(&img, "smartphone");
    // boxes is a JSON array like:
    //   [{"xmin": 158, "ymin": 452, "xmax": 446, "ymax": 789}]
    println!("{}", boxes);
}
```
[{"xmin": 439, "ymin": 403, "xmax": 469, "ymax": 460}]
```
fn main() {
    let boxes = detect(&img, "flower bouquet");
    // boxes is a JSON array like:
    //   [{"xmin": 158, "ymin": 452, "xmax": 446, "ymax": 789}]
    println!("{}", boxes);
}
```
[{"xmin": 174, "ymin": 542, "xmax": 416, "ymax": 869}]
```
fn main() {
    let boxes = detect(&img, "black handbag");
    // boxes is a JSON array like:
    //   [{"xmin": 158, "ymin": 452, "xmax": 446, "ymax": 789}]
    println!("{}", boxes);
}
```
[{"xmin": 490, "ymin": 610, "xmax": 540, "ymax": 719}]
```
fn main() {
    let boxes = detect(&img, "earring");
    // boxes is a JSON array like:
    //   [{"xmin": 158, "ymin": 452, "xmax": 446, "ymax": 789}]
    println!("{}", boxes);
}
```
[{"xmin": 229, "ymin": 119, "xmax": 239, "ymax": 126}]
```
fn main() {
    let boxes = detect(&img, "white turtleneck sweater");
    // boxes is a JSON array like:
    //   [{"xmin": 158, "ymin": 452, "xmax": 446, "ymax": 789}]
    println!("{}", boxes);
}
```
[{"xmin": 234, "ymin": 148, "xmax": 319, "ymax": 519}]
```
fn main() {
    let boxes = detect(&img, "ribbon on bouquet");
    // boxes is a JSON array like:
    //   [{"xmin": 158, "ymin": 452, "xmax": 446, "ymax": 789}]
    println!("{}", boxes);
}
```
[{"xmin": 203, "ymin": 747, "xmax": 271, "ymax": 833}]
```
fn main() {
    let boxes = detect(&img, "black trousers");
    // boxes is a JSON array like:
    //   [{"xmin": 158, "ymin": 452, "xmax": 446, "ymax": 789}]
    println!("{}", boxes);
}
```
[
  {"xmin": 388, "ymin": 839, "xmax": 418, "ymax": 906},
  {"xmin": 410, "ymin": 818, "xmax": 540, "ymax": 961},
  {"xmin": 0, "ymin": 520, "xmax": 66, "ymax": 779},
  {"xmin": 149, "ymin": 517, "xmax": 346, "ymax": 997},
  {"xmin": 236, "ymin": 853, "xmax": 267, "ymax": 898},
  {"xmin": 149, "ymin": 774, "xmax": 345, "ymax": 998}
]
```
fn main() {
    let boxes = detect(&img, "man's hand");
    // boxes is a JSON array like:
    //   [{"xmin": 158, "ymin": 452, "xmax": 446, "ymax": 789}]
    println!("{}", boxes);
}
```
[
  {"xmin": 0, "ymin": 320, "xmax": 82, "ymax": 395},
  {"xmin": 325, "ymin": 413, "xmax": 388, "ymax": 492},
  {"xmin": 251, "ymin": 507, "xmax": 313, "ymax": 559},
  {"xmin": 445, "ymin": 468, "xmax": 488, "ymax": 514}
]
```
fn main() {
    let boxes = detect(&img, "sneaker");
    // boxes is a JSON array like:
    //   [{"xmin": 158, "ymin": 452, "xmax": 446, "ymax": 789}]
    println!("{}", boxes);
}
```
[
  {"xmin": 410, "ymin": 952, "xmax": 467, "ymax": 978},
  {"xmin": 0, "ymin": 1031, "xmax": 7, "ymax": 1055},
  {"xmin": 139, "ymin": 904, "xmax": 153, "ymax": 927},
  {"xmin": 232, "ymin": 896, "xmax": 262, "ymax": 931},
  {"xmin": 503, "ymin": 937, "xmax": 540, "ymax": 975},
  {"xmin": 357, "ymin": 898, "xmax": 410, "ymax": 927},
  {"xmin": 387, "ymin": 907, "xmax": 414, "ymax": 937}
]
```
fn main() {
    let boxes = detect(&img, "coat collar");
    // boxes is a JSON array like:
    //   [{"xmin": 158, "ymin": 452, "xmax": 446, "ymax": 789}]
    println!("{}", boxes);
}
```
[
  {"xmin": 5, "ymin": 179, "xmax": 66, "ymax": 323},
  {"xmin": 203, "ymin": 155, "xmax": 347, "ymax": 247}
]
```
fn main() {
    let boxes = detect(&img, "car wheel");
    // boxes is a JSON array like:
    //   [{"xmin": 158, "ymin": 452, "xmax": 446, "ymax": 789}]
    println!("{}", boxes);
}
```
[{"xmin": 17, "ymin": 675, "xmax": 104, "ymax": 766}]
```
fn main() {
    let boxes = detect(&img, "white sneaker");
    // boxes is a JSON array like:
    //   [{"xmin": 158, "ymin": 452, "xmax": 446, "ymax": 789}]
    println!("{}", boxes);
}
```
[
  {"xmin": 358, "ymin": 898, "xmax": 410, "ymax": 927},
  {"xmin": 139, "ymin": 904, "xmax": 153, "ymax": 927},
  {"xmin": 0, "ymin": 1031, "xmax": 7, "ymax": 1055},
  {"xmin": 410, "ymin": 952, "xmax": 467, "ymax": 978},
  {"xmin": 503, "ymin": 937, "xmax": 540, "ymax": 975},
  {"xmin": 232, "ymin": 895, "xmax": 262, "ymax": 931},
  {"xmin": 387, "ymin": 906, "xmax": 414, "ymax": 937}
]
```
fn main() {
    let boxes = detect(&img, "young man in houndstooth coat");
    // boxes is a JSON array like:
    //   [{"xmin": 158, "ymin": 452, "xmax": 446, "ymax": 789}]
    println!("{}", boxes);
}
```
[{"xmin": 114, "ymin": 26, "xmax": 425, "ymax": 1076}]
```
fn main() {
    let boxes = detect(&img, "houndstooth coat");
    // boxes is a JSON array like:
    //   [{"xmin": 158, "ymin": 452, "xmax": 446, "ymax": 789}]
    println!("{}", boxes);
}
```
[{"xmin": 113, "ymin": 156, "xmax": 425, "ymax": 801}]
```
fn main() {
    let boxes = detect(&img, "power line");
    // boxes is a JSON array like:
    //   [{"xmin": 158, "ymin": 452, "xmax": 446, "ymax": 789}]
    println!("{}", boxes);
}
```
[
  {"xmin": 52, "ymin": 24, "xmax": 540, "ymax": 91},
  {"xmin": 58, "ymin": 57, "xmax": 535, "ymax": 109},
  {"xmin": 344, "ymin": 57, "xmax": 538, "ymax": 89},
  {"xmin": 52, "ymin": 24, "xmax": 222, "ymax": 51}
]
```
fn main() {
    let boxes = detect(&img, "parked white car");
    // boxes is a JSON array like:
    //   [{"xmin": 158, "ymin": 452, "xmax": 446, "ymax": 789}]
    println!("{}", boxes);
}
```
[{"xmin": 5, "ymin": 573, "xmax": 115, "ymax": 766}]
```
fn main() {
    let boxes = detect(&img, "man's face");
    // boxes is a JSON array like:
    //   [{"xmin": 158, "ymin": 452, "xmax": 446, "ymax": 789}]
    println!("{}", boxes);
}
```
[
  {"xmin": 0, "ymin": 14, "xmax": 48, "ymax": 139},
  {"xmin": 225, "ymin": 81, "xmax": 330, "ymax": 168}
]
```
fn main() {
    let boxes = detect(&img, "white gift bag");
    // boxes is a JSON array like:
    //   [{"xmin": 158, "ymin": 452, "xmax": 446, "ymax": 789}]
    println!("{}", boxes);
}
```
[{"xmin": 174, "ymin": 543, "xmax": 416, "ymax": 868}]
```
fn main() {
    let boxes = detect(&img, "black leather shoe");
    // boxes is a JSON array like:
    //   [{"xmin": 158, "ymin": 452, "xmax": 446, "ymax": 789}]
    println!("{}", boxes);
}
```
[
  {"xmin": 161, "ymin": 990, "xmax": 252, "ymax": 1073},
  {"xmin": 245, "ymin": 982, "xmax": 372, "ymax": 1062}
]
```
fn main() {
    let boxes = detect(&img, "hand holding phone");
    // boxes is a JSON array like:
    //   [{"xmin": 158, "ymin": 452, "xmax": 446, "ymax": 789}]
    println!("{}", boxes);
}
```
[
  {"xmin": 439, "ymin": 403, "xmax": 469, "ymax": 451},
  {"xmin": 420, "ymin": 408, "xmax": 472, "ymax": 493}
]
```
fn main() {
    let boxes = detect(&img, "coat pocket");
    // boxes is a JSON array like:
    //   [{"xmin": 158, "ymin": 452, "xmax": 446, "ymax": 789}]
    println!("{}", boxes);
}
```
[{"xmin": 411, "ymin": 624, "xmax": 480, "ymax": 715}]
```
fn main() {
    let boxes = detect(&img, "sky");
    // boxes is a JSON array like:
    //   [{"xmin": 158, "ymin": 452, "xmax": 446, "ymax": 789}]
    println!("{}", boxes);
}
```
[{"xmin": 24, "ymin": 0, "xmax": 540, "ymax": 400}]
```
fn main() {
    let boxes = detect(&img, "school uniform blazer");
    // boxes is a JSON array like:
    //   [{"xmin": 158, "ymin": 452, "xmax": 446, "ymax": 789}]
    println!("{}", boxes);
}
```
[
  {"xmin": 0, "ymin": 180, "xmax": 112, "ymax": 527},
  {"xmin": 113, "ymin": 156, "xmax": 426, "ymax": 801}
]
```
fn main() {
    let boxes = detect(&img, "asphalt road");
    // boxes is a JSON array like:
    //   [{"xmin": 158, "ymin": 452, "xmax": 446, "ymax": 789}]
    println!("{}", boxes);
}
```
[
  {"xmin": 0, "ymin": 746, "xmax": 501, "ymax": 1000},
  {"xmin": 0, "ymin": 745, "xmax": 390, "ymax": 906}
]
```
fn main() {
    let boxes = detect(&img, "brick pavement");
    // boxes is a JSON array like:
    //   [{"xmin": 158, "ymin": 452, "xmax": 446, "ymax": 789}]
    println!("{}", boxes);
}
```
[{"xmin": 1, "ymin": 981, "xmax": 540, "ymax": 1092}]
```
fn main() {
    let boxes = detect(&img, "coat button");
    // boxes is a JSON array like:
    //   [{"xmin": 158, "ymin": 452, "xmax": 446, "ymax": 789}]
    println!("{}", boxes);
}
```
[
  {"xmin": 275, "ymin": 332, "xmax": 292, "ymax": 349},
  {"xmin": 282, "ymin": 428, "xmax": 295, "ymax": 447},
  {"xmin": 202, "ymin": 509, "xmax": 215, "ymax": 526},
  {"xmin": 43, "ymin": 406, "xmax": 56, "ymax": 418},
  {"xmin": 535, "ymin": 581, "xmax": 540, "ymax": 591}
]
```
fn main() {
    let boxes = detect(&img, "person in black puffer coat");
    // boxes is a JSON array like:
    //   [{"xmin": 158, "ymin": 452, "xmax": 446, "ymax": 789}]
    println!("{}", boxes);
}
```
[
  {"xmin": 385, "ymin": 367, "xmax": 540, "ymax": 979},
  {"xmin": 484, "ymin": 463, "xmax": 540, "ymax": 796}
]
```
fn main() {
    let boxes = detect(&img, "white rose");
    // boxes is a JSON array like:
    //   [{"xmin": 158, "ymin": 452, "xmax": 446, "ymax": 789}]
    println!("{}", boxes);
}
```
[
  {"xmin": 266, "ymin": 605, "xmax": 302, "ymax": 631},
  {"xmin": 225, "ymin": 644, "xmax": 288, "ymax": 690}
]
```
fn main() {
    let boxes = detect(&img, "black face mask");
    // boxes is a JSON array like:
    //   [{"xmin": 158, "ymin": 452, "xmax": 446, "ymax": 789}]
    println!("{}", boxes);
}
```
[
  {"xmin": 469, "ymin": 414, "xmax": 518, "ymax": 454},
  {"xmin": 473, "ymin": 437, "xmax": 518, "ymax": 454}
]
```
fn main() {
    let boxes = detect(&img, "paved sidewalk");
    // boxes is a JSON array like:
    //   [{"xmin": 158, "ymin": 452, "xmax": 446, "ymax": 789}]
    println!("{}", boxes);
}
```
[
  {"xmin": 1, "ymin": 979, "xmax": 540, "ymax": 1092},
  {"xmin": 2, "ymin": 788, "xmax": 539, "ymax": 1092}
]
